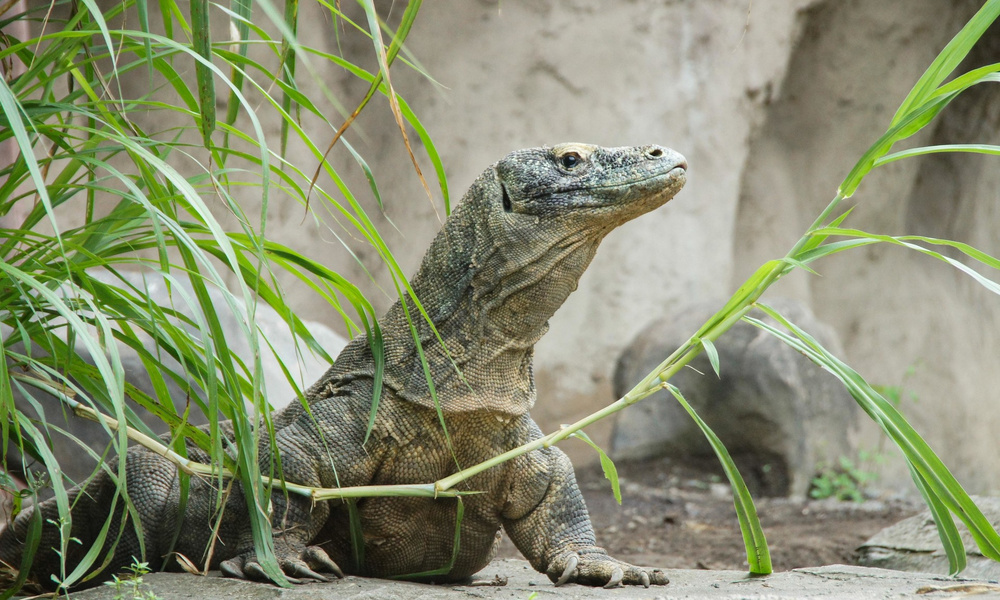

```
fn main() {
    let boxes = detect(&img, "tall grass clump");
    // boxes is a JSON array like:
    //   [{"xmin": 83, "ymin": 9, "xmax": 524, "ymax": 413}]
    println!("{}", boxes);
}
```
[{"xmin": 0, "ymin": 0, "xmax": 444, "ymax": 594}]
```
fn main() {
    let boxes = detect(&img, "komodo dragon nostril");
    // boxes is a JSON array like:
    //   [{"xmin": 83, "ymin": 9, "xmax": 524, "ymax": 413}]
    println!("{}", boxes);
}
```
[{"xmin": 645, "ymin": 147, "xmax": 663, "ymax": 158}]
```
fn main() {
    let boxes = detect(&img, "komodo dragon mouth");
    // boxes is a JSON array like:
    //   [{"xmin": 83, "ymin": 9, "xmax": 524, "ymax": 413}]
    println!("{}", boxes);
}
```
[
  {"xmin": 525, "ymin": 166, "xmax": 686, "ymax": 198},
  {"xmin": 546, "ymin": 165, "xmax": 687, "ymax": 207}
]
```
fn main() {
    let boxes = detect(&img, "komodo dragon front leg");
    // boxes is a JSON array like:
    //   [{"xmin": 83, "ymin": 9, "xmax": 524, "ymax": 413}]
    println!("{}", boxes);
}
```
[
  {"xmin": 502, "ymin": 430, "xmax": 668, "ymax": 588},
  {"xmin": 214, "ymin": 396, "xmax": 378, "ymax": 583}
]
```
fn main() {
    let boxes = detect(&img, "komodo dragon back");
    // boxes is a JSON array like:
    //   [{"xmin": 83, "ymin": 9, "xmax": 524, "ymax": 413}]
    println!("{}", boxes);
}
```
[{"xmin": 1, "ymin": 143, "xmax": 686, "ymax": 592}]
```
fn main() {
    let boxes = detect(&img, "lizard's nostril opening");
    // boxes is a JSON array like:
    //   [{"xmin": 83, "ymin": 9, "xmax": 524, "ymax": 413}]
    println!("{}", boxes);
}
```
[{"xmin": 646, "ymin": 147, "xmax": 663, "ymax": 158}]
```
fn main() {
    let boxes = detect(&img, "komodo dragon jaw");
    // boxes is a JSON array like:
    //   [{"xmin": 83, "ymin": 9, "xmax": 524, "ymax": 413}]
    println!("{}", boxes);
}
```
[{"xmin": 0, "ymin": 144, "xmax": 685, "ymax": 592}]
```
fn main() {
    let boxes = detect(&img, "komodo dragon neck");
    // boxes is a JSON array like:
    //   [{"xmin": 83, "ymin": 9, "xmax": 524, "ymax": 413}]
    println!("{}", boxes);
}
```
[{"xmin": 319, "ymin": 143, "xmax": 687, "ymax": 416}]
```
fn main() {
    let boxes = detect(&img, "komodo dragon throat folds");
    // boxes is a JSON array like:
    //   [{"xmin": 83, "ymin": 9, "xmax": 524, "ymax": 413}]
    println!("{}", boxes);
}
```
[{"xmin": 0, "ymin": 143, "xmax": 687, "ymax": 590}]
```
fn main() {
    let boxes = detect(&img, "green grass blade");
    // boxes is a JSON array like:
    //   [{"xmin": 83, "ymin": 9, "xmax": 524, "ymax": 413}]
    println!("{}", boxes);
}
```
[
  {"xmin": 190, "ymin": 0, "xmax": 217, "ymax": 148},
  {"xmin": 0, "ymin": 77, "xmax": 61, "ymax": 248},
  {"xmin": 748, "ymin": 304, "xmax": 1000, "ymax": 567},
  {"xmin": 841, "ymin": 66, "xmax": 1000, "ymax": 198},
  {"xmin": 224, "ymin": 0, "xmax": 253, "ymax": 127},
  {"xmin": 346, "ymin": 499, "xmax": 366, "ymax": 571},
  {"xmin": 0, "ymin": 330, "xmax": 12, "ymax": 463},
  {"xmin": 570, "ymin": 431, "xmax": 621, "ymax": 505},
  {"xmin": 699, "ymin": 338, "xmax": 721, "ymax": 378},
  {"xmin": 135, "ymin": 0, "xmax": 154, "ymax": 83},
  {"xmin": 802, "ymin": 228, "xmax": 1000, "ymax": 297},
  {"xmin": 840, "ymin": 93, "xmax": 955, "ymax": 197},
  {"xmin": 909, "ymin": 462, "xmax": 967, "ymax": 576},
  {"xmin": 665, "ymin": 384, "xmax": 771, "ymax": 575},
  {"xmin": 874, "ymin": 143, "xmax": 1000, "ymax": 166},
  {"xmin": 357, "ymin": 0, "xmax": 435, "ymax": 210},
  {"xmin": 279, "ymin": 0, "xmax": 298, "ymax": 158},
  {"xmin": 890, "ymin": 0, "xmax": 1000, "ymax": 127}
]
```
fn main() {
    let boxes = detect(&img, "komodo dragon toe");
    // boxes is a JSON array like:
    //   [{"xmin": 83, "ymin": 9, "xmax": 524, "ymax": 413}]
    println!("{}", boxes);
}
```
[
  {"xmin": 549, "ymin": 550, "xmax": 669, "ymax": 588},
  {"xmin": 220, "ymin": 544, "xmax": 343, "ymax": 584}
]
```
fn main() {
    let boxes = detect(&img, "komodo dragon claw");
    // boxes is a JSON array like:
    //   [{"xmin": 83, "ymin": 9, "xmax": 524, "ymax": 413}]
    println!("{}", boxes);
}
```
[
  {"xmin": 603, "ymin": 567, "xmax": 624, "ymax": 589},
  {"xmin": 555, "ymin": 553, "xmax": 579, "ymax": 586}
]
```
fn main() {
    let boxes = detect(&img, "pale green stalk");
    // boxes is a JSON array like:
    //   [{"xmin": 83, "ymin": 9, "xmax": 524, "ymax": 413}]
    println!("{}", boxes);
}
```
[{"xmin": 15, "ymin": 372, "xmax": 466, "ymax": 501}]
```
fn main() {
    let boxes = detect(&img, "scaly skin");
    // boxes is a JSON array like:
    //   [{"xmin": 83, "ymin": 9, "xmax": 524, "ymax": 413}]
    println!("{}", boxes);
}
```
[{"xmin": 0, "ymin": 143, "xmax": 686, "ymax": 590}]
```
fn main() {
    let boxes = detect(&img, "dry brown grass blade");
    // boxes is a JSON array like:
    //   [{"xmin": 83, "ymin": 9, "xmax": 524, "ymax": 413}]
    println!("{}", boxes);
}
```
[
  {"xmin": 0, "ymin": 0, "xmax": 21, "ymax": 20},
  {"xmin": 307, "ymin": 1, "xmax": 438, "ymax": 220},
  {"xmin": 307, "ymin": 108, "xmax": 364, "ymax": 210}
]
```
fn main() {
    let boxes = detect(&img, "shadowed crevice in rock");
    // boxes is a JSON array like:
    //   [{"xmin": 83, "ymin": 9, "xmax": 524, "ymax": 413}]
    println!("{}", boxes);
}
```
[{"xmin": 610, "ymin": 298, "xmax": 856, "ymax": 498}]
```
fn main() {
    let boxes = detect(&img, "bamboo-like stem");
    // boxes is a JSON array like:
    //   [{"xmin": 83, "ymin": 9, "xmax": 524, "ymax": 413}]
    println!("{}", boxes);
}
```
[
  {"xmin": 436, "ymin": 303, "xmax": 755, "ymax": 492},
  {"xmin": 435, "ymin": 196, "xmax": 850, "ymax": 493},
  {"xmin": 11, "ymin": 372, "xmax": 465, "ymax": 500},
  {"xmin": 22, "ymin": 191, "xmax": 840, "ymax": 503}
]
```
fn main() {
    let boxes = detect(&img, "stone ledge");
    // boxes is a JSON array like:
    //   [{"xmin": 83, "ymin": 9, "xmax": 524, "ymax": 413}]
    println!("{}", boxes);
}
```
[{"xmin": 48, "ymin": 559, "xmax": 1000, "ymax": 600}]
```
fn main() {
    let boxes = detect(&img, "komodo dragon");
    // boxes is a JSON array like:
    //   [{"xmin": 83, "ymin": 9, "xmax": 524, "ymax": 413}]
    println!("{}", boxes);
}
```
[{"xmin": 0, "ymin": 143, "xmax": 687, "ymax": 591}]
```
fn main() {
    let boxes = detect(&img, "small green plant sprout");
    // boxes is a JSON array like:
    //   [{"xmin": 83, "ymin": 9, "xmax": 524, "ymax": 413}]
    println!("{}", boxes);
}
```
[
  {"xmin": 103, "ymin": 559, "xmax": 158, "ymax": 600},
  {"xmin": 810, "ymin": 455, "xmax": 877, "ymax": 502}
]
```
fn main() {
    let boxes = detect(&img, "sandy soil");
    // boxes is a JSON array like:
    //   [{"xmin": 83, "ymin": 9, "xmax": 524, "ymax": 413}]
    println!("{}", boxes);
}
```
[{"xmin": 497, "ymin": 456, "xmax": 920, "ymax": 573}]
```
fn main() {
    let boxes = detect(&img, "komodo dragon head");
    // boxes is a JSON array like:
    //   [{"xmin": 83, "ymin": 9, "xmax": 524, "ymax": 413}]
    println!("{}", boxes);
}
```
[
  {"xmin": 324, "ymin": 144, "xmax": 687, "ymax": 415},
  {"xmin": 492, "ymin": 143, "xmax": 687, "ymax": 234}
]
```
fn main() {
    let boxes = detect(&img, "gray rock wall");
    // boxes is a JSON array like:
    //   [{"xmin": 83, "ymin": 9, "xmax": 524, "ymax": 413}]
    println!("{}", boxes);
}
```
[
  {"xmin": 26, "ymin": 1, "xmax": 1000, "ymax": 493},
  {"xmin": 732, "ymin": 0, "xmax": 1000, "ymax": 492},
  {"xmin": 297, "ymin": 0, "xmax": 999, "ymax": 493}
]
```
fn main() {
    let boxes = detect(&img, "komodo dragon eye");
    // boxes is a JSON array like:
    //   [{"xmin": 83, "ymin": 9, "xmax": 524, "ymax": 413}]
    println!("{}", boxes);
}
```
[{"xmin": 559, "ymin": 152, "xmax": 582, "ymax": 170}]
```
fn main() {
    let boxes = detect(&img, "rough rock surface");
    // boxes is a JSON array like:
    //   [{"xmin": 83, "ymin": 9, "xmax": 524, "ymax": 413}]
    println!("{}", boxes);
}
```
[
  {"xmin": 33, "ymin": 560, "xmax": 1000, "ymax": 600},
  {"xmin": 24, "ymin": 0, "xmax": 1000, "ymax": 494},
  {"xmin": 610, "ymin": 298, "xmax": 857, "ymax": 497},
  {"xmin": 858, "ymin": 496, "xmax": 1000, "ymax": 579}
]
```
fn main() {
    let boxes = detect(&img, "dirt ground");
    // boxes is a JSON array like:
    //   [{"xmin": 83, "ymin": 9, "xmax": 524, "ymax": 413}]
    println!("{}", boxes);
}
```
[
  {"xmin": 2, "ymin": 455, "xmax": 920, "ymax": 595},
  {"xmin": 497, "ymin": 456, "xmax": 921, "ymax": 573}
]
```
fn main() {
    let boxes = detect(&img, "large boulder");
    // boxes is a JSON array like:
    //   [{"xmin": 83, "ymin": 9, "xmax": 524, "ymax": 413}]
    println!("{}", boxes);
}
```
[
  {"xmin": 857, "ymin": 496, "xmax": 1000, "ymax": 579},
  {"xmin": 5, "ymin": 268, "xmax": 346, "ymax": 488},
  {"xmin": 610, "ymin": 298, "xmax": 858, "ymax": 497}
]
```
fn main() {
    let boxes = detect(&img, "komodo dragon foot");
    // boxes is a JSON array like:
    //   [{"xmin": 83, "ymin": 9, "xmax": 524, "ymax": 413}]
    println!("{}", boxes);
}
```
[
  {"xmin": 547, "ymin": 549, "xmax": 668, "ymax": 588},
  {"xmin": 220, "ymin": 543, "xmax": 343, "ymax": 584}
]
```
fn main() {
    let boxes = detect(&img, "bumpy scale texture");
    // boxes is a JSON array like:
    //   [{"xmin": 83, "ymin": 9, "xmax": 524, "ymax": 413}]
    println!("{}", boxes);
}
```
[{"xmin": 0, "ymin": 143, "xmax": 686, "ymax": 591}]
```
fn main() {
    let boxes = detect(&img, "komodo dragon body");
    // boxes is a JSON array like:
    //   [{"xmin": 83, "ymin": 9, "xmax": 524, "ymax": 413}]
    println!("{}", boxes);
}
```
[{"xmin": 0, "ymin": 143, "xmax": 687, "ymax": 590}]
